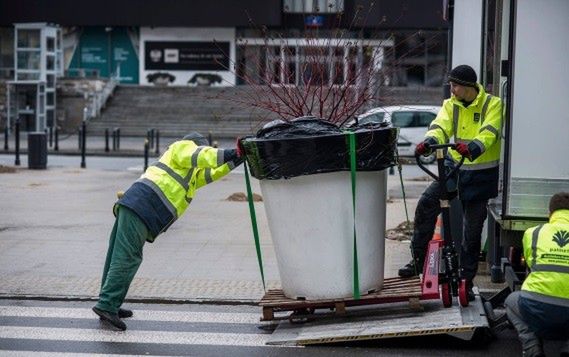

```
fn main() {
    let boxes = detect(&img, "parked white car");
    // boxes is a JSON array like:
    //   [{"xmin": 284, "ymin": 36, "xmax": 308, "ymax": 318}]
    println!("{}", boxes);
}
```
[{"xmin": 352, "ymin": 105, "xmax": 441, "ymax": 163}]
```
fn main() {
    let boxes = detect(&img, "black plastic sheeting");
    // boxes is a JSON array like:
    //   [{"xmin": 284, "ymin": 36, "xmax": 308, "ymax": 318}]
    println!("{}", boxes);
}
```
[{"xmin": 241, "ymin": 117, "xmax": 398, "ymax": 180}]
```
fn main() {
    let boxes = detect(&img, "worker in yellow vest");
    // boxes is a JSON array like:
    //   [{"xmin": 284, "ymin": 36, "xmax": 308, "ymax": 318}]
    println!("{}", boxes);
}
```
[
  {"xmin": 93, "ymin": 132, "xmax": 243, "ymax": 330},
  {"xmin": 505, "ymin": 192, "xmax": 569, "ymax": 357},
  {"xmin": 399, "ymin": 65, "xmax": 503, "ymax": 301}
]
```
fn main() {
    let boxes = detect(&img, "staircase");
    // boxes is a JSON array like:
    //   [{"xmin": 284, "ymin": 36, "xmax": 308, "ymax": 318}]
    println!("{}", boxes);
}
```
[
  {"xmin": 88, "ymin": 85, "xmax": 273, "ymax": 138},
  {"xmin": 87, "ymin": 85, "xmax": 442, "ymax": 139}
]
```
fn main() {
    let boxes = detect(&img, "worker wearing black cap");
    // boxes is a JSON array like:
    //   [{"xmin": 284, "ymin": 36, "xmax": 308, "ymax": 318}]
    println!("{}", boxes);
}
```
[
  {"xmin": 93, "ymin": 132, "xmax": 243, "ymax": 330},
  {"xmin": 398, "ymin": 65, "xmax": 503, "ymax": 301}
]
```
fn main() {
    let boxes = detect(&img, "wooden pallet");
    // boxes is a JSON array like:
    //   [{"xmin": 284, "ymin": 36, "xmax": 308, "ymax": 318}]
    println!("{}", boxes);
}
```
[{"xmin": 259, "ymin": 277, "xmax": 424, "ymax": 321}]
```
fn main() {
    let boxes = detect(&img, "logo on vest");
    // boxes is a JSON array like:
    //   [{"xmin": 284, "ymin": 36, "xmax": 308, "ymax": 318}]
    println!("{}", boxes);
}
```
[
  {"xmin": 552, "ymin": 230, "xmax": 569, "ymax": 248},
  {"xmin": 474, "ymin": 113, "xmax": 480, "ymax": 122}
]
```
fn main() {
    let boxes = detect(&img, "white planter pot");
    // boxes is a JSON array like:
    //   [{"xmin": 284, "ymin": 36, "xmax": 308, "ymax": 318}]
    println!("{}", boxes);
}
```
[{"xmin": 261, "ymin": 170, "xmax": 387, "ymax": 300}]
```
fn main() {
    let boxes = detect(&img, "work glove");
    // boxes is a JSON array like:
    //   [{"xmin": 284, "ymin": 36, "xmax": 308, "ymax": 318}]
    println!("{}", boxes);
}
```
[
  {"xmin": 236, "ymin": 137, "xmax": 245, "ymax": 158},
  {"xmin": 415, "ymin": 141, "xmax": 431, "ymax": 156},
  {"xmin": 455, "ymin": 143, "xmax": 472, "ymax": 160}
]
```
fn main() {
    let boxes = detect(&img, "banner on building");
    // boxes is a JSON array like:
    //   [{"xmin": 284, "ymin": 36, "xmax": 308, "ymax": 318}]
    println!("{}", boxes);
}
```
[{"xmin": 144, "ymin": 41, "xmax": 230, "ymax": 71}]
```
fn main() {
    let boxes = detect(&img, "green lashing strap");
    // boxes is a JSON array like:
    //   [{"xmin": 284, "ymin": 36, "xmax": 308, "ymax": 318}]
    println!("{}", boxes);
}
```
[
  {"xmin": 348, "ymin": 132, "xmax": 360, "ymax": 300},
  {"xmin": 243, "ymin": 161, "xmax": 266, "ymax": 291}
]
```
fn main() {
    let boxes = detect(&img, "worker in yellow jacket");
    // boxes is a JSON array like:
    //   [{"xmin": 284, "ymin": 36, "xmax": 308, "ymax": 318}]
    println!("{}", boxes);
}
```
[
  {"xmin": 505, "ymin": 192, "xmax": 569, "ymax": 357},
  {"xmin": 93, "ymin": 132, "xmax": 243, "ymax": 330},
  {"xmin": 399, "ymin": 65, "xmax": 503, "ymax": 301}
]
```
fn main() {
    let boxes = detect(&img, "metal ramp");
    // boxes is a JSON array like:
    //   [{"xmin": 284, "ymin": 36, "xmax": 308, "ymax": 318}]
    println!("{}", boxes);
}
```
[{"xmin": 266, "ymin": 289, "xmax": 489, "ymax": 346}]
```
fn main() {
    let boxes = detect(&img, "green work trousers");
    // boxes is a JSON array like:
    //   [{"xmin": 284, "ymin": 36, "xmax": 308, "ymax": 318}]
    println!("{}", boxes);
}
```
[{"xmin": 95, "ymin": 205, "xmax": 151, "ymax": 314}]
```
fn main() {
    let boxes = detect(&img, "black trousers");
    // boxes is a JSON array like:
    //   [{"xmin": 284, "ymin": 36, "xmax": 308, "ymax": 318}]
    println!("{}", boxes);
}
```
[{"xmin": 411, "ymin": 181, "xmax": 488, "ymax": 281}]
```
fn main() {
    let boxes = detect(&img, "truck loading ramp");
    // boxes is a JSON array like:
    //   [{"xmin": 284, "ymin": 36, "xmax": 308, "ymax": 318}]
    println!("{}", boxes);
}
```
[{"xmin": 265, "ymin": 288, "xmax": 489, "ymax": 346}]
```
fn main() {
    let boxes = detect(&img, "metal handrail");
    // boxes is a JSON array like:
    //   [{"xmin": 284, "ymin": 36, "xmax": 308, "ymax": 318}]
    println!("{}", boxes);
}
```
[{"xmin": 84, "ymin": 64, "xmax": 120, "ymax": 121}]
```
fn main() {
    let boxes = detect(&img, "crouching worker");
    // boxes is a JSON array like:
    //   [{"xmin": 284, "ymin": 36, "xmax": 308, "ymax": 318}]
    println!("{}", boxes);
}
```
[
  {"xmin": 505, "ymin": 192, "xmax": 569, "ymax": 357},
  {"xmin": 93, "ymin": 132, "xmax": 243, "ymax": 330}
]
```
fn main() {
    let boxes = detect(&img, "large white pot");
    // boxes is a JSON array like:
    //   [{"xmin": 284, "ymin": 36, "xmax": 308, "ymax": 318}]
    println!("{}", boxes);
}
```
[{"xmin": 261, "ymin": 170, "xmax": 387, "ymax": 300}]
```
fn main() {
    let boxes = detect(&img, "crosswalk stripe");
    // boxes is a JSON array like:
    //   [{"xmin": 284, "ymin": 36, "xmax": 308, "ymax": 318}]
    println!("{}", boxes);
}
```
[
  {"xmin": 0, "ymin": 326, "xmax": 271, "ymax": 347},
  {"xmin": 0, "ymin": 306, "xmax": 260, "ymax": 324}
]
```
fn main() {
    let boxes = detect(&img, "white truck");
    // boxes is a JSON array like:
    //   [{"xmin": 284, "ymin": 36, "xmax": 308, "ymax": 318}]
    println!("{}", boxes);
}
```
[{"xmin": 482, "ymin": 0, "xmax": 569, "ymax": 288}]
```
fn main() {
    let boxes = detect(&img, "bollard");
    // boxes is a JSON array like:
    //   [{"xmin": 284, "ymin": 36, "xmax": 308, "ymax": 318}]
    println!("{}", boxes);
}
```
[
  {"xmin": 80, "ymin": 120, "xmax": 86, "ymax": 168},
  {"xmin": 143, "ymin": 139, "xmax": 149, "ymax": 171},
  {"xmin": 14, "ymin": 119, "xmax": 20, "ymax": 166},
  {"xmin": 155, "ymin": 129, "xmax": 160, "ymax": 155},
  {"xmin": 112, "ymin": 128, "xmax": 117, "ymax": 151},
  {"xmin": 54, "ymin": 126, "xmax": 59, "ymax": 151},
  {"xmin": 208, "ymin": 132, "xmax": 213, "ymax": 146},
  {"xmin": 48, "ymin": 126, "xmax": 53, "ymax": 148},
  {"xmin": 4, "ymin": 125, "xmax": 8, "ymax": 151},
  {"xmin": 116, "ymin": 128, "xmax": 121, "ymax": 150},
  {"xmin": 150, "ymin": 128, "xmax": 155, "ymax": 149},
  {"xmin": 105, "ymin": 128, "xmax": 110, "ymax": 152},
  {"xmin": 147, "ymin": 129, "xmax": 152, "ymax": 149},
  {"xmin": 78, "ymin": 126, "xmax": 82, "ymax": 150}
]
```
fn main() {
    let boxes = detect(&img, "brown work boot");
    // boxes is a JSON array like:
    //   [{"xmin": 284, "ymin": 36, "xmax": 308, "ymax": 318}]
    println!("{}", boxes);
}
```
[{"xmin": 398, "ymin": 257, "xmax": 424, "ymax": 278}]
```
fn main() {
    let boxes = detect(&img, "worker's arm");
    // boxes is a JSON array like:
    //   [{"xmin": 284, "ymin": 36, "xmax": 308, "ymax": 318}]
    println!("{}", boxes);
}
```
[
  {"xmin": 170, "ymin": 141, "xmax": 239, "ymax": 169},
  {"xmin": 467, "ymin": 98, "xmax": 503, "ymax": 160},
  {"xmin": 194, "ymin": 159, "xmax": 242, "ymax": 190},
  {"xmin": 425, "ymin": 100, "xmax": 454, "ymax": 145}
]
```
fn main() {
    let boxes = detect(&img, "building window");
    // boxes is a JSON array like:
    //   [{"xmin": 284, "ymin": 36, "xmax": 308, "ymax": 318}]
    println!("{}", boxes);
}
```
[{"xmin": 236, "ymin": 38, "xmax": 391, "ymax": 88}]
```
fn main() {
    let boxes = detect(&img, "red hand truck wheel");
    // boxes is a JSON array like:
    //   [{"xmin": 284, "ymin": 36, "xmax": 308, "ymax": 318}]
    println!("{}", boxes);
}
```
[
  {"xmin": 458, "ymin": 279, "xmax": 469, "ymax": 307},
  {"xmin": 441, "ymin": 282, "xmax": 452, "ymax": 307}
]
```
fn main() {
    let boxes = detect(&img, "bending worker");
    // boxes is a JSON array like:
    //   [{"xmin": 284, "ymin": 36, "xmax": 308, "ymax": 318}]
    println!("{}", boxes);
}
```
[
  {"xmin": 93, "ymin": 132, "xmax": 243, "ymax": 330},
  {"xmin": 398, "ymin": 64, "xmax": 503, "ymax": 301},
  {"xmin": 505, "ymin": 192, "xmax": 569, "ymax": 357}
]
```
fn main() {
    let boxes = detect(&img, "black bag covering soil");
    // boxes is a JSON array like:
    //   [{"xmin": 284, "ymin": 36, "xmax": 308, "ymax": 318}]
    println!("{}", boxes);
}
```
[{"xmin": 242, "ymin": 117, "xmax": 398, "ymax": 180}]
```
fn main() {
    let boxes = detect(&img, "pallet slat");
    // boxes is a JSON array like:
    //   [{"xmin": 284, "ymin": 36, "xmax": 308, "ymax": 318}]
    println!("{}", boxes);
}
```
[{"xmin": 259, "ymin": 277, "xmax": 429, "ymax": 320}]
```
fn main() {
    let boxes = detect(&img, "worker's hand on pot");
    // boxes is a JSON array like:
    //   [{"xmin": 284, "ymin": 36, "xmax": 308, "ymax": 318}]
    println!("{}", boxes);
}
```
[
  {"xmin": 415, "ymin": 141, "xmax": 431, "ymax": 156},
  {"xmin": 455, "ymin": 143, "xmax": 472, "ymax": 160}
]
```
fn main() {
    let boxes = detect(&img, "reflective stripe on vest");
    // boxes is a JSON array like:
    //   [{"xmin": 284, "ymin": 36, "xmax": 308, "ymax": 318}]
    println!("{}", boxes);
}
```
[
  {"xmin": 428, "ymin": 123, "xmax": 449, "ymax": 142},
  {"xmin": 152, "ymin": 162, "xmax": 193, "ymax": 204},
  {"xmin": 204, "ymin": 168, "xmax": 213, "ymax": 184},
  {"xmin": 531, "ymin": 225, "xmax": 544, "ymax": 268},
  {"xmin": 455, "ymin": 160, "xmax": 499, "ymax": 170},
  {"xmin": 153, "ymin": 162, "xmax": 190, "ymax": 191},
  {"xmin": 529, "ymin": 224, "xmax": 569, "ymax": 273},
  {"xmin": 480, "ymin": 95, "xmax": 492, "ymax": 124},
  {"xmin": 137, "ymin": 177, "xmax": 180, "ymax": 218}
]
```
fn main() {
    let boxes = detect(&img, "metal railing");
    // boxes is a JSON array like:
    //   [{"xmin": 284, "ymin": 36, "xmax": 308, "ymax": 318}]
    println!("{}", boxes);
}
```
[{"xmin": 84, "ymin": 65, "xmax": 120, "ymax": 121}]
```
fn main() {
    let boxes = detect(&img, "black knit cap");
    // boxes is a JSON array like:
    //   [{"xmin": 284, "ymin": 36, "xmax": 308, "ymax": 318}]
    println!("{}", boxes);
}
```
[{"xmin": 448, "ymin": 65, "xmax": 477, "ymax": 88}]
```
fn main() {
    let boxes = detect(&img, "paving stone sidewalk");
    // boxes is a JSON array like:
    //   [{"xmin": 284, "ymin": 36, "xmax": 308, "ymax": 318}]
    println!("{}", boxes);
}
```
[{"xmin": 0, "ymin": 155, "xmax": 427, "ymax": 303}]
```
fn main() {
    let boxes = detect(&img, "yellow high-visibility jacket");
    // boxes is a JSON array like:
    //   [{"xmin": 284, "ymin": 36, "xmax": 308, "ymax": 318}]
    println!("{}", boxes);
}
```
[
  {"xmin": 425, "ymin": 84, "xmax": 503, "ymax": 201},
  {"xmin": 117, "ymin": 140, "xmax": 240, "ymax": 240},
  {"xmin": 521, "ymin": 209, "xmax": 569, "ymax": 306}
]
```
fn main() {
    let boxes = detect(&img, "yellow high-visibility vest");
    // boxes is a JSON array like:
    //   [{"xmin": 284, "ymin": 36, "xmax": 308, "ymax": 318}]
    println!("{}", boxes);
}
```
[
  {"xmin": 141, "ymin": 141, "xmax": 234, "ymax": 218},
  {"xmin": 522, "ymin": 209, "xmax": 569, "ymax": 302},
  {"xmin": 426, "ymin": 84, "xmax": 503, "ymax": 170}
]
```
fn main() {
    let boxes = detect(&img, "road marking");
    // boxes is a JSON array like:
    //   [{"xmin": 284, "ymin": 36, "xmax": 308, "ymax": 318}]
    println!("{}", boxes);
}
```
[
  {"xmin": 0, "ymin": 326, "xmax": 271, "ymax": 346},
  {"xmin": 0, "ymin": 306, "xmax": 261, "ymax": 324}
]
